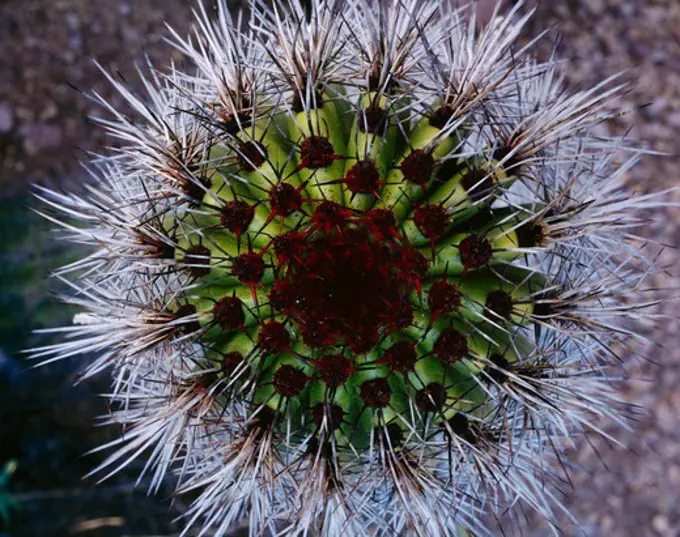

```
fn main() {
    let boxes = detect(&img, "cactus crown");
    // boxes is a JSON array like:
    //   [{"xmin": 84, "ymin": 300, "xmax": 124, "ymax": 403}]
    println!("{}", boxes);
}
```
[{"xmin": 32, "ymin": 1, "xmax": 668, "ymax": 536}]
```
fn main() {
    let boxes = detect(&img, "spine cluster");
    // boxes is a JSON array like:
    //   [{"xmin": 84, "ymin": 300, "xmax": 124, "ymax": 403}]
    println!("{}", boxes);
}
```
[{"xmin": 32, "ymin": 1, "xmax": 668, "ymax": 536}]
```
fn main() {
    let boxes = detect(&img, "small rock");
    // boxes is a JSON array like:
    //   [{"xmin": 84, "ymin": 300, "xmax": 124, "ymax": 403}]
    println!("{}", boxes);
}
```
[
  {"xmin": 19, "ymin": 123, "xmax": 63, "ymax": 155},
  {"xmin": 585, "ymin": 0, "xmax": 606, "ymax": 15},
  {"xmin": 38, "ymin": 100, "xmax": 58, "ymax": 122},
  {"xmin": 65, "ymin": 12, "xmax": 80, "ymax": 30},
  {"xmin": 0, "ymin": 102, "xmax": 14, "ymax": 134},
  {"xmin": 666, "ymin": 111, "xmax": 680, "ymax": 128},
  {"xmin": 650, "ymin": 50, "xmax": 670, "ymax": 64},
  {"xmin": 121, "ymin": 26, "xmax": 140, "ymax": 45},
  {"xmin": 118, "ymin": 1, "xmax": 132, "ymax": 16},
  {"xmin": 652, "ymin": 513, "xmax": 670, "ymax": 535}
]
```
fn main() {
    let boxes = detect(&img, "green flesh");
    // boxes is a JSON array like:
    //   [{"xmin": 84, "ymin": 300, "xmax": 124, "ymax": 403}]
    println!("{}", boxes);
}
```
[{"xmin": 171, "ymin": 93, "xmax": 548, "ymax": 447}]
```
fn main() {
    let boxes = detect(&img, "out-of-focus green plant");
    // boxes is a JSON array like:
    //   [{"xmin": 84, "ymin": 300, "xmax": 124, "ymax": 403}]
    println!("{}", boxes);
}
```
[
  {"xmin": 0, "ymin": 195, "xmax": 77, "ymax": 355},
  {"xmin": 0, "ymin": 195, "xmax": 77, "ymax": 533},
  {"xmin": 0, "ymin": 460, "xmax": 19, "ymax": 530}
]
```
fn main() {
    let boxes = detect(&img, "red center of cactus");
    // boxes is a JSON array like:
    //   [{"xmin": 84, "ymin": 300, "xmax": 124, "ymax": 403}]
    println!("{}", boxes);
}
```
[
  {"xmin": 310, "ymin": 201, "xmax": 351, "ymax": 233},
  {"xmin": 259, "ymin": 321, "xmax": 290, "ymax": 354},
  {"xmin": 270, "ymin": 210, "xmax": 422, "ymax": 352},
  {"xmin": 360, "ymin": 378, "xmax": 392, "ymax": 408}
]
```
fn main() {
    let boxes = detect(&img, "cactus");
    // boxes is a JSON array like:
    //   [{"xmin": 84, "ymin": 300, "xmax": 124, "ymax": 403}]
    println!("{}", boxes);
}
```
[{"xmin": 30, "ymin": 1, "xmax": 671, "ymax": 536}]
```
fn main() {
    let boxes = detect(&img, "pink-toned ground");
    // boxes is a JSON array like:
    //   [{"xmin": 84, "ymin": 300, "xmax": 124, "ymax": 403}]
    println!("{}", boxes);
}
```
[{"xmin": 518, "ymin": 2, "xmax": 680, "ymax": 536}]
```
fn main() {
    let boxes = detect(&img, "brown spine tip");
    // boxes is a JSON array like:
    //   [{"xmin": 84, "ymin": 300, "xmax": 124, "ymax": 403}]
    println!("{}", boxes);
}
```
[
  {"xmin": 248, "ymin": 406, "xmax": 278, "ymax": 436},
  {"xmin": 460, "ymin": 168, "xmax": 494, "ymax": 202},
  {"xmin": 414, "ymin": 204, "xmax": 449, "ymax": 241},
  {"xmin": 258, "ymin": 321, "xmax": 290, "ymax": 354},
  {"xmin": 183, "ymin": 245, "xmax": 211, "ymax": 277},
  {"xmin": 140, "ymin": 233, "xmax": 175, "ymax": 260},
  {"xmin": 212, "ymin": 296, "xmax": 246, "ymax": 330},
  {"xmin": 315, "ymin": 355, "xmax": 355, "ymax": 388},
  {"xmin": 487, "ymin": 353, "xmax": 510, "ymax": 384},
  {"xmin": 416, "ymin": 383, "xmax": 446, "ymax": 413},
  {"xmin": 292, "ymin": 89, "xmax": 324, "ymax": 113},
  {"xmin": 174, "ymin": 304, "xmax": 201, "ymax": 335},
  {"xmin": 182, "ymin": 175, "xmax": 212, "ymax": 204},
  {"xmin": 194, "ymin": 370, "xmax": 220, "ymax": 391},
  {"xmin": 428, "ymin": 280, "xmax": 462, "ymax": 317},
  {"xmin": 532, "ymin": 294, "xmax": 560, "ymax": 319},
  {"xmin": 358, "ymin": 106, "xmax": 389, "ymax": 135},
  {"xmin": 217, "ymin": 109, "xmax": 251, "ymax": 136},
  {"xmin": 400, "ymin": 150, "xmax": 435, "ymax": 190},
  {"xmin": 232, "ymin": 252, "xmax": 265, "ymax": 285},
  {"xmin": 360, "ymin": 378, "xmax": 392, "ymax": 409},
  {"xmin": 458, "ymin": 234, "xmax": 492, "ymax": 270},
  {"xmin": 237, "ymin": 141, "xmax": 267, "ymax": 171},
  {"xmin": 345, "ymin": 159, "xmax": 382, "ymax": 195},
  {"xmin": 434, "ymin": 328, "xmax": 468, "ymax": 365},
  {"xmin": 312, "ymin": 403, "xmax": 344, "ymax": 430},
  {"xmin": 273, "ymin": 364, "xmax": 308, "ymax": 397},
  {"xmin": 299, "ymin": 136, "xmax": 337, "ymax": 169},
  {"xmin": 485, "ymin": 290, "xmax": 514, "ymax": 321},
  {"xmin": 446, "ymin": 413, "xmax": 476, "ymax": 444},
  {"xmin": 515, "ymin": 220, "xmax": 546, "ymax": 248},
  {"xmin": 383, "ymin": 341, "xmax": 417, "ymax": 374},
  {"xmin": 428, "ymin": 105, "xmax": 455, "ymax": 130},
  {"xmin": 381, "ymin": 423, "xmax": 404, "ymax": 448},
  {"xmin": 493, "ymin": 145, "xmax": 521, "ymax": 174},
  {"xmin": 221, "ymin": 200, "xmax": 255, "ymax": 238},
  {"xmin": 270, "ymin": 182, "xmax": 303, "ymax": 218},
  {"xmin": 221, "ymin": 351, "xmax": 245, "ymax": 376}
]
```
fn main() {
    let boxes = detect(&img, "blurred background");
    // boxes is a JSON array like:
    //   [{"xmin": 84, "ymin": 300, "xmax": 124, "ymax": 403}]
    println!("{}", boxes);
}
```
[{"xmin": 0, "ymin": 1, "xmax": 678, "ymax": 536}]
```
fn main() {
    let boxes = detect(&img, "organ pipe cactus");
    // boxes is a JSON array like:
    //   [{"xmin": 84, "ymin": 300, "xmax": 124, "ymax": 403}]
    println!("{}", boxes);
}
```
[{"xmin": 31, "ymin": 1, "xmax": 671, "ymax": 535}]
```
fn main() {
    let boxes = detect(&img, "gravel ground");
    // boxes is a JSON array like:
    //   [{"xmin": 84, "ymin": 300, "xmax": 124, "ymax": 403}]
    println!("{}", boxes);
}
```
[
  {"xmin": 0, "ymin": 1, "xmax": 678, "ymax": 536},
  {"xmin": 0, "ymin": 0, "xmax": 199, "ymax": 196},
  {"xmin": 518, "ymin": 2, "xmax": 680, "ymax": 536}
]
